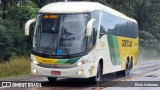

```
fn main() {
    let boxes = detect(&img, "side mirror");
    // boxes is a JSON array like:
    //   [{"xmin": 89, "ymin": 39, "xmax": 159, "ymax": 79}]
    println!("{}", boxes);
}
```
[
  {"xmin": 86, "ymin": 19, "xmax": 95, "ymax": 36},
  {"xmin": 25, "ymin": 18, "xmax": 36, "ymax": 36}
]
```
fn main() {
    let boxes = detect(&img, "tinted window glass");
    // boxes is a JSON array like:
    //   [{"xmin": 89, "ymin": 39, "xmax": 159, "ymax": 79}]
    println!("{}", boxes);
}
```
[
  {"xmin": 90, "ymin": 10, "xmax": 100, "ymax": 49},
  {"xmin": 99, "ymin": 11, "xmax": 138, "ymax": 38},
  {"xmin": 99, "ymin": 11, "xmax": 109, "ymax": 38}
]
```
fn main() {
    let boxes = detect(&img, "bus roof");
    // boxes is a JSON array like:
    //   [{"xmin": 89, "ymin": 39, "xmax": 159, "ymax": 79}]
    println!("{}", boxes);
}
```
[{"xmin": 39, "ymin": 2, "xmax": 137, "ymax": 23}]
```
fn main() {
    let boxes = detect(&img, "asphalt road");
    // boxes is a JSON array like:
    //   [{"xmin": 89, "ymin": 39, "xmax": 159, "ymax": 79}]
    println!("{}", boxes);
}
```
[{"xmin": 0, "ymin": 60, "xmax": 160, "ymax": 90}]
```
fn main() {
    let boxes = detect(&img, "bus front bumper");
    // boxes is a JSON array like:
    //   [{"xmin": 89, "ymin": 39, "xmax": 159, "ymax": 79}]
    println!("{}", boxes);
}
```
[{"xmin": 31, "ymin": 63, "xmax": 94, "ymax": 78}]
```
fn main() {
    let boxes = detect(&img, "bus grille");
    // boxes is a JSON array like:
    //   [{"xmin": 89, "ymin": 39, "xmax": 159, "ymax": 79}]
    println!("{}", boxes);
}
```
[{"xmin": 37, "ymin": 63, "xmax": 77, "ymax": 69}]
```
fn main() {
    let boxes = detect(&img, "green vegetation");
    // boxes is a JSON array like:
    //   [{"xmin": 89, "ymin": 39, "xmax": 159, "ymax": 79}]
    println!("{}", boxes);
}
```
[
  {"xmin": 0, "ymin": 56, "xmax": 30, "ymax": 78},
  {"xmin": 0, "ymin": 0, "xmax": 38, "ymax": 61}
]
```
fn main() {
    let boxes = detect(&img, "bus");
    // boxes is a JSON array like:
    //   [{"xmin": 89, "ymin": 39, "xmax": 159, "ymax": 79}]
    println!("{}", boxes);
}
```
[{"xmin": 25, "ymin": 2, "xmax": 138, "ymax": 82}]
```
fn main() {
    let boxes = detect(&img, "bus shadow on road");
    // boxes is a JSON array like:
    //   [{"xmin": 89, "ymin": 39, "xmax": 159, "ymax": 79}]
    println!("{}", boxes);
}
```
[{"xmin": 40, "ymin": 72, "xmax": 125, "ymax": 87}]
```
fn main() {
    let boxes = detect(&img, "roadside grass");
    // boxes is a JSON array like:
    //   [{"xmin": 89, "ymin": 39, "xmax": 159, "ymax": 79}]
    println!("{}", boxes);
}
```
[{"xmin": 0, "ymin": 56, "xmax": 31, "ymax": 78}]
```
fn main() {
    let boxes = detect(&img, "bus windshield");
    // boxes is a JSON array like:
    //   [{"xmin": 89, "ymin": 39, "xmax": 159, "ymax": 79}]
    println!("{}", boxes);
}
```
[{"xmin": 33, "ymin": 13, "xmax": 89, "ymax": 55}]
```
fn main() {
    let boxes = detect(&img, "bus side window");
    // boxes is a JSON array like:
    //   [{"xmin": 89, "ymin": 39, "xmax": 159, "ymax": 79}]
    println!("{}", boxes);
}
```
[
  {"xmin": 89, "ymin": 10, "xmax": 100, "ymax": 50},
  {"xmin": 88, "ymin": 25, "xmax": 98, "ymax": 49},
  {"xmin": 126, "ymin": 21, "xmax": 130, "ymax": 37},
  {"xmin": 108, "ymin": 14, "xmax": 115, "ymax": 36},
  {"xmin": 99, "ymin": 26, "xmax": 106, "ymax": 38},
  {"xmin": 99, "ymin": 11, "xmax": 109, "ymax": 38},
  {"xmin": 133, "ymin": 23, "xmax": 138, "ymax": 38},
  {"xmin": 93, "ymin": 28, "xmax": 96, "ymax": 45}
]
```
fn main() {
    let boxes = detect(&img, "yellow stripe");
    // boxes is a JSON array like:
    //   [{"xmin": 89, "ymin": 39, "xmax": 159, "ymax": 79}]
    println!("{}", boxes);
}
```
[{"xmin": 34, "ymin": 55, "xmax": 59, "ymax": 64}]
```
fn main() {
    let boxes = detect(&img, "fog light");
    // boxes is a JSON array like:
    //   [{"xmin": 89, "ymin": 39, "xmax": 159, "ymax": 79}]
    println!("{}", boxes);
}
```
[
  {"xmin": 31, "ymin": 54, "xmax": 39, "ymax": 64},
  {"xmin": 77, "ymin": 70, "xmax": 82, "ymax": 75},
  {"xmin": 32, "ymin": 69, "xmax": 37, "ymax": 74}
]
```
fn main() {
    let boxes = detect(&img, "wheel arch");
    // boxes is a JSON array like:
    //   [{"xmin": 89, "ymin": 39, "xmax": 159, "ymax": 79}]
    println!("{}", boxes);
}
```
[
  {"xmin": 99, "ymin": 58, "xmax": 103, "ymax": 74},
  {"xmin": 95, "ymin": 56, "xmax": 104, "ymax": 75}
]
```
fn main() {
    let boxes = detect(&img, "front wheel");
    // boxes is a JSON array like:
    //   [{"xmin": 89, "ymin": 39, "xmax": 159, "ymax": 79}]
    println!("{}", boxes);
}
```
[
  {"xmin": 90, "ymin": 63, "xmax": 102, "ymax": 83},
  {"xmin": 47, "ymin": 77, "xmax": 57, "ymax": 83}
]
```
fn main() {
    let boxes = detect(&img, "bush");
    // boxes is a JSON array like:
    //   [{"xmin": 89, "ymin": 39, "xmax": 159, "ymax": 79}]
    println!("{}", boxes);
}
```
[
  {"xmin": 0, "ymin": 56, "xmax": 30, "ymax": 78},
  {"xmin": 0, "ymin": 19, "xmax": 26, "ymax": 61},
  {"xmin": 139, "ymin": 45, "xmax": 159, "ymax": 60},
  {"xmin": 139, "ymin": 30, "xmax": 160, "ymax": 59}
]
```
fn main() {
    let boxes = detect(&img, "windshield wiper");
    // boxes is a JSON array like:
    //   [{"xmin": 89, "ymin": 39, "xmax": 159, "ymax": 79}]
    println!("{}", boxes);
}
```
[
  {"xmin": 60, "ymin": 37, "xmax": 71, "ymax": 58},
  {"xmin": 43, "ymin": 36, "xmax": 56, "ymax": 54}
]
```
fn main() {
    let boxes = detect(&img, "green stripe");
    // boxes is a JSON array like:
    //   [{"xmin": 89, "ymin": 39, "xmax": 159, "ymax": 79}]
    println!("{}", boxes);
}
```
[
  {"xmin": 66, "ymin": 57, "xmax": 80, "ymax": 64},
  {"xmin": 113, "ymin": 36, "xmax": 121, "ymax": 65},
  {"xmin": 56, "ymin": 59, "xmax": 68, "ymax": 64},
  {"xmin": 55, "ymin": 57, "xmax": 80, "ymax": 64},
  {"xmin": 107, "ymin": 35, "xmax": 121, "ymax": 65}
]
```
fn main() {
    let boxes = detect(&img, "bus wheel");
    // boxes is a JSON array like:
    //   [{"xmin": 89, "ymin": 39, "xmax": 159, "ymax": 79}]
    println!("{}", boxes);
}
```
[
  {"xmin": 124, "ymin": 62, "xmax": 131, "ymax": 76},
  {"xmin": 47, "ymin": 77, "xmax": 57, "ymax": 83},
  {"xmin": 96, "ymin": 63, "xmax": 102, "ymax": 81},
  {"xmin": 90, "ymin": 63, "xmax": 102, "ymax": 83},
  {"xmin": 116, "ymin": 62, "xmax": 131, "ymax": 76}
]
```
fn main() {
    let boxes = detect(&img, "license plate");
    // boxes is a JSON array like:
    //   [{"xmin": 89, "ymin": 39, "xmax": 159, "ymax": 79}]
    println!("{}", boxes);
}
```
[{"xmin": 51, "ymin": 71, "xmax": 61, "ymax": 75}]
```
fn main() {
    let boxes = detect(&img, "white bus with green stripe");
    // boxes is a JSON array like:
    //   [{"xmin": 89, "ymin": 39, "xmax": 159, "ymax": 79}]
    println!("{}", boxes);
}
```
[{"xmin": 25, "ymin": 2, "xmax": 138, "ymax": 82}]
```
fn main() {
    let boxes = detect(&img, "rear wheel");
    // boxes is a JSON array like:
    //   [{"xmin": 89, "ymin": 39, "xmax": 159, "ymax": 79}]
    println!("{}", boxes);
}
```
[
  {"xmin": 116, "ymin": 62, "xmax": 131, "ymax": 76},
  {"xmin": 122, "ymin": 62, "xmax": 131, "ymax": 76},
  {"xmin": 125, "ymin": 62, "xmax": 131, "ymax": 76},
  {"xmin": 47, "ymin": 77, "xmax": 57, "ymax": 83}
]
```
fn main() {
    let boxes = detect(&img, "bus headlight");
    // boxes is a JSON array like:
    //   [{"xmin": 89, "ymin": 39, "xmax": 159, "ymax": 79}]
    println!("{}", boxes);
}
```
[
  {"xmin": 76, "ymin": 60, "xmax": 87, "ymax": 66},
  {"xmin": 31, "ymin": 54, "xmax": 39, "ymax": 64},
  {"xmin": 32, "ymin": 60, "xmax": 39, "ymax": 64},
  {"xmin": 77, "ymin": 61, "xmax": 83, "ymax": 66}
]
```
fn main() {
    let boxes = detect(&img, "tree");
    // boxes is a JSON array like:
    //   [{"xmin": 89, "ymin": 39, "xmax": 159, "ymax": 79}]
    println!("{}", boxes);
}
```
[
  {"xmin": 31, "ymin": 0, "xmax": 60, "ymax": 8},
  {"xmin": 7, "ymin": 1, "xmax": 38, "ymax": 29},
  {"xmin": 0, "ymin": 0, "xmax": 39, "ymax": 61}
]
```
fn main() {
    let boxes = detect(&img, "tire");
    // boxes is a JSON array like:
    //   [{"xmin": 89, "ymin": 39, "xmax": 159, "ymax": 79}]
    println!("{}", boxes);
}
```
[
  {"xmin": 117, "ymin": 62, "xmax": 131, "ymax": 76},
  {"xmin": 123, "ymin": 62, "xmax": 131, "ymax": 76},
  {"xmin": 90, "ymin": 63, "xmax": 102, "ymax": 83},
  {"xmin": 47, "ymin": 77, "xmax": 57, "ymax": 83}
]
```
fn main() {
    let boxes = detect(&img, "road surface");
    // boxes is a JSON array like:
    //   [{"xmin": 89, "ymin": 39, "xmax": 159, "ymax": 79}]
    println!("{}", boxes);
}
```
[{"xmin": 0, "ymin": 60, "xmax": 160, "ymax": 90}]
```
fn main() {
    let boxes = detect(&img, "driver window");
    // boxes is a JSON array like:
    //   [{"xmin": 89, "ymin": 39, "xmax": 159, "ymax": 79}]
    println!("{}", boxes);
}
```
[{"xmin": 88, "ymin": 11, "xmax": 100, "ymax": 50}]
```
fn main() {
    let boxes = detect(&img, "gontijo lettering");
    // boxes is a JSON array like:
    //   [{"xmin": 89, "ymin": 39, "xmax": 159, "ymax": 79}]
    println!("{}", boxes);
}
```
[{"xmin": 122, "ymin": 40, "xmax": 132, "ymax": 47}]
